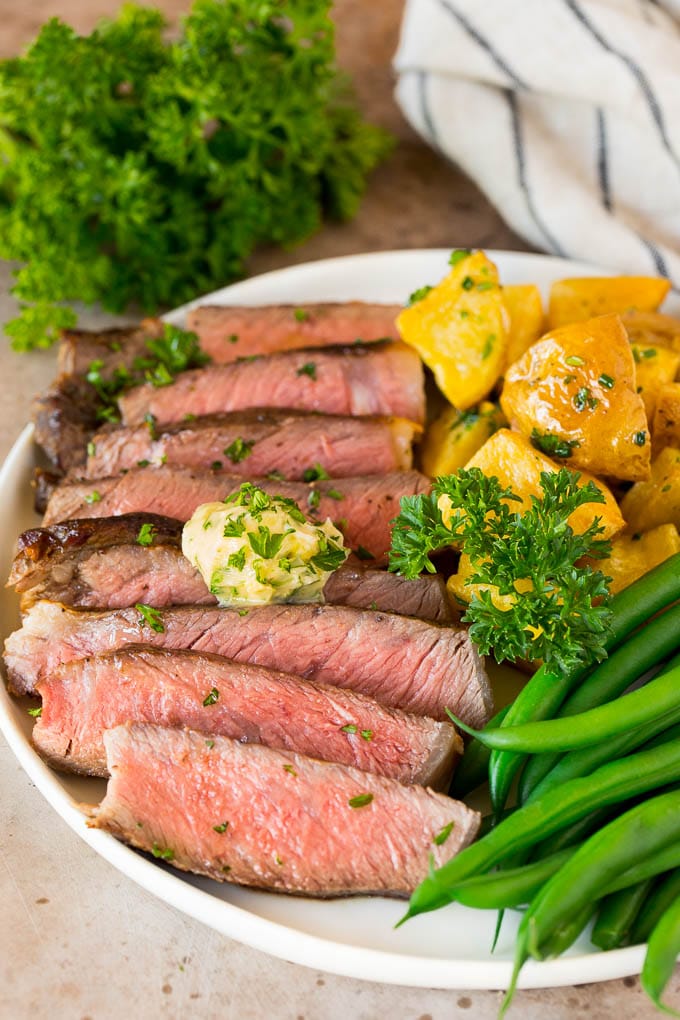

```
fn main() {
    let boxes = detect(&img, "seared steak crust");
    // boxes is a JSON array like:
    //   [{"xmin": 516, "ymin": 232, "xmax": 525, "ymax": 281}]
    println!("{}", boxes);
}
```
[
  {"xmin": 9, "ymin": 515, "xmax": 453, "ymax": 621},
  {"xmin": 91, "ymin": 722, "xmax": 480, "ymax": 896},
  {"xmin": 34, "ymin": 645, "xmax": 461, "ymax": 786},
  {"xmin": 6, "ymin": 601, "xmax": 492, "ymax": 725}
]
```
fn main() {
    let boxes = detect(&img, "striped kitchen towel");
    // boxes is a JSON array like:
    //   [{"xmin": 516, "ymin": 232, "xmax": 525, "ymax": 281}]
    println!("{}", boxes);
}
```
[{"xmin": 395, "ymin": 0, "xmax": 680, "ymax": 285}]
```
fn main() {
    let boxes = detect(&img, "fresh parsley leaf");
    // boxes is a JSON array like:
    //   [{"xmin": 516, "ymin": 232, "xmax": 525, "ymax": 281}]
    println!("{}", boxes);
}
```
[
  {"xmin": 297, "ymin": 362, "xmax": 317, "ymax": 380},
  {"xmin": 303, "ymin": 463, "xmax": 330, "ymax": 482},
  {"xmin": 203, "ymin": 687, "xmax": 219, "ymax": 707},
  {"xmin": 389, "ymin": 467, "xmax": 612, "ymax": 673},
  {"xmin": 247, "ymin": 525, "xmax": 285, "ymax": 559},
  {"xmin": 530, "ymin": 429, "xmax": 581, "ymax": 459},
  {"xmin": 135, "ymin": 602, "xmax": 165, "ymax": 632},
  {"xmin": 348, "ymin": 793, "xmax": 374, "ymax": 809},
  {"xmin": 224, "ymin": 438, "xmax": 254, "ymax": 464},
  {"xmin": 136, "ymin": 522, "xmax": 156, "ymax": 546},
  {"xmin": 407, "ymin": 285, "xmax": 433, "ymax": 306}
]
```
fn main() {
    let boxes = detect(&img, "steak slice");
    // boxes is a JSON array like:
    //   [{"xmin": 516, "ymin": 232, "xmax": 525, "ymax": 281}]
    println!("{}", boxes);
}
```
[
  {"xmin": 42, "ymin": 467, "xmax": 429, "ymax": 564},
  {"xmin": 6, "ymin": 602, "xmax": 492, "ymax": 725},
  {"xmin": 81, "ymin": 410, "xmax": 417, "ymax": 480},
  {"xmin": 56, "ymin": 320, "xmax": 164, "ymax": 379},
  {"xmin": 90, "ymin": 722, "xmax": 480, "ymax": 896},
  {"xmin": 9, "ymin": 515, "xmax": 453, "ymax": 622},
  {"xmin": 185, "ymin": 302, "xmax": 401, "ymax": 361},
  {"xmin": 33, "ymin": 646, "xmax": 461, "ymax": 786},
  {"xmin": 118, "ymin": 342, "xmax": 425, "ymax": 427}
]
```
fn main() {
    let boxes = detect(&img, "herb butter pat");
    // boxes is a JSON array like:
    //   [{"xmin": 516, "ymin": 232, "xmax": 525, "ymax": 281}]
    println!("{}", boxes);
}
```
[{"xmin": 182, "ymin": 483, "xmax": 349, "ymax": 606}]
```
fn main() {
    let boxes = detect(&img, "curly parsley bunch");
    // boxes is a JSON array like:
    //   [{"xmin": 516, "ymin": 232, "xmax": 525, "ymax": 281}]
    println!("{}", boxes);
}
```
[{"xmin": 0, "ymin": 1, "xmax": 392, "ymax": 350}]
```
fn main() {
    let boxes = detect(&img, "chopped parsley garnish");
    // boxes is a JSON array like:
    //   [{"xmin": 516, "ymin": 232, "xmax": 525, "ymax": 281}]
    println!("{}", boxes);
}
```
[
  {"xmin": 135, "ymin": 603, "xmax": 165, "ymax": 632},
  {"xmin": 360, "ymin": 729, "xmax": 373, "ymax": 741},
  {"xmin": 564, "ymin": 355, "xmax": 585, "ymax": 367},
  {"xmin": 205, "ymin": 739, "xmax": 215, "ymax": 749},
  {"xmin": 144, "ymin": 413, "xmax": 157, "ymax": 439},
  {"xmin": 224, "ymin": 437, "xmax": 254, "ymax": 463},
  {"xmin": 137, "ymin": 459, "xmax": 150, "ymax": 468},
  {"xmin": 238, "ymin": 608, "xmax": 249, "ymax": 616},
  {"xmin": 348, "ymin": 793, "xmax": 374, "ymax": 809},
  {"xmin": 265, "ymin": 469, "xmax": 285, "ymax": 481},
  {"xmin": 203, "ymin": 687, "xmax": 220, "ymax": 707},
  {"xmin": 151, "ymin": 844, "xmax": 174, "ymax": 861},
  {"xmin": 228, "ymin": 334, "xmax": 239, "ymax": 344},
  {"xmin": 303, "ymin": 463, "xmax": 330, "ymax": 482},
  {"xmin": 449, "ymin": 248, "xmax": 471, "ymax": 267},
  {"xmin": 308, "ymin": 489, "xmax": 321, "ymax": 510},
  {"xmin": 297, "ymin": 361, "xmax": 317, "ymax": 380},
  {"xmin": 433, "ymin": 821, "xmax": 455, "ymax": 846},
  {"xmin": 86, "ymin": 441, "xmax": 96, "ymax": 457},
  {"xmin": 598, "ymin": 374, "xmax": 615, "ymax": 389},
  {"xmin": 212, "ymin": 821, "xmax": 229, "ymax": 833},
  {"xmin": 283, "ymin": 764, "xmax": 297, "ymax": 776},
  {"xmin": 389, "ymin": 467, "xmax": 612, "ymax": 673},
  {"xmin": 572, "ymin": 387, "xmax": 598, "ymax": 412},
  {"xmin": 294, "ymin": 307, "xmax": 309, "ymax": 322},
  {"xmin": 136, "ymin": 523, "xmax": 156, "ymax": 546},
  {"xmin": 341, "ymin": 724, "xmax": 358, "ymax": 734},
  {"xmin": 633, "ymin": 431, "xmax": 647, "ymax": 446},
  {"xmin": 223, "ymin": 516, "xmax": 246, "ymax": 537},
  {"xmin": 211, "ymin": 460, "xmax": 223, "ymax": 470},
  {"xmin": 632, "ymin": 346, "xmax": 658, "ymax": 363},
  {"xmin": 27, "ymin": 706, "xmax": 42, "ymax": 718},
  {"xmin": 481, "ymin": 334, "xmax": 495, "ymax": 360},
  {"xmin": 461, "ymin": 276, "xmax": 474, "ymax": 291},
  {"xmin": 227, "ymin": 547, "xmax": 246, "ymax": 570},
  {"xmin": 407, "ymin": 285, "xmax": 433, "ymax": 306},
  {"xmin": 356, "ymin": 545, "xmax": 375, "ymax": 561},
  {"xmin": 84, "ymin": 490, "xmax": 101, "ymax": 504},
  {"xmin": 247, "ymin": 525, "xmax": 285, "ymax": 559},
  {"xmin": 327, "ymin": 488, "xmax": 344, "ymax": 501},
  {"xmin": 311, "ymin": 539, "xmax": 346, "ymax": 572},
  {"xmin": 530, "ymin": 429, "xmax": 581, "ymax": 459},
  {"xmin": 476, "ymin": 281, "xmax": 495, "ymax": 292}
]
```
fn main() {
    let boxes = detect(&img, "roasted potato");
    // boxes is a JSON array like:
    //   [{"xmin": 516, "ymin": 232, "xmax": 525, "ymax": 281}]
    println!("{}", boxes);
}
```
[
  {"xmin": 622, "ymin": 310, "xmax": 680, "ymax": 350},
  {"xmin": 500, "ymin": 314, "xmax": 650, "ymax": 482},
  {"xmin": 548, "ymin": 276, "xmax": 670, "ymax": 330},
  {"xmin": 653, "ymin": 383, "xmax": 680, "ymax": 451},
  {"xmin": 397, "ymin": 250, "xmax": 508, "ymax": 410},
  {"xmin": 604, "ymin": 525, "xmax": 680, "ymax": 595},
  {"xmin": 461, "ymin": 428, "xmax": 625, "ymax": 539},
  {"xmin": 620, "ymin": 446, "xmax": 680, "ymax": 532},
  {"xmin": 503, "ymin": 284, "xmax": 544, "ymax": 367},
  {"xmin": 632, "ymin": 344, "xmax": 680, "ymax": 421},
  {"xmin": 421, "ymin": 401, "xmax": 505, "ymax": 478}
]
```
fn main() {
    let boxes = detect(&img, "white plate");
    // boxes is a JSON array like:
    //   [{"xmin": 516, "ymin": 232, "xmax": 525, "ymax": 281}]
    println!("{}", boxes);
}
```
[{"xmin": 0, "ymin": 249, "xmax": 672, "ymax": 991}]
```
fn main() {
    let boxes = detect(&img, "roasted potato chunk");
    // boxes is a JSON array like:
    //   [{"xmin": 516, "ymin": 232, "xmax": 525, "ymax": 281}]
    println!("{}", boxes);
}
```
[
  {"xmin": 620, "ymin": 446, "xmax": 680, "ymax": 532},
  {"xmin": 503, "ymin": 284, "xmax": 544, "ymax": 367},
  {"xmin": 653, "ymin": 383, "xmax": 680, "ymax": 451},
  {"xmin": 605, "ymin": 525, "xmax": 680, "ymax": 595},
  {"xmin": 421, "ymin": 401, "xmax": 505, "ymax": 478},
  {"xmin": 397, "ymin": 250, "xmax": 508, "ymax": 410},
  {"xmin": 548, "ymin": 276, "xmax": 670, "ymax": 330},
  {"xmin": 623, "ymin": 310, "xmax": 680, "ymax": 350},
  {"xmin": 463, "ymin": 428, "xmax": 625, "ymax": 539},
  {"xmin": 501, "ymin": 314, "xmax": 650, "ymax": 482},
  {"xmin": 632, "ymin": 344, "xmax": 680, "ymax": 421}
]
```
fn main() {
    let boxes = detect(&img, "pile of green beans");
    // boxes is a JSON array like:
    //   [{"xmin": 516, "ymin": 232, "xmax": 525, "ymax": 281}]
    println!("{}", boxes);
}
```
[{"xmin": 418, "ymin": 553, "xmax": 680, "ymax": 1016}]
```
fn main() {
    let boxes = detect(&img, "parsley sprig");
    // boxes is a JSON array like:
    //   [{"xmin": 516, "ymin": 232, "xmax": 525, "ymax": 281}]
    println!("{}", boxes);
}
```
[
  {"xmin": 0, "ymin": 2, "xmax": 391, "ymax": 350},
  {"xmin": 389, "ymin": 468, "xmax": 613, "ymax": 673}
]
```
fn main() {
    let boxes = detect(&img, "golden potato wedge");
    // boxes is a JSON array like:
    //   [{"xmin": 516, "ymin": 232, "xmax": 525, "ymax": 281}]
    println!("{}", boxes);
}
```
[
  {"xmin": 421, "ymin": 401, "xmax": 505, "ymax": 478},
  {"xmin": 623, "ymin": 310, "xmax": 680, "ymax": 350},
  {"xmin": 397, "ymin": 250, "xmax": 508, "ymax": 410},
  {"xmin": 461, "ymin": 428, "xmax": 625, "ymax": 539},
  {"xmin": 620, "ymin": 446, "xmax": 680, "ymax": 532},
  {"xmin": 447, "ymin": 551, "xmax": 534, "ymax": 611},
  {"xmin": 605, "ymin": 525, "xmax": 680, "ymax": 595},
  {"xmin": 500, "ymin": 314, "xmax": 650, "ymax": 482},
  {"xmin": 653, "ymin": 383, "xmax": 680, "ymax": 451},
  {"xmin": 632, "ymin": 344, "xmax": 680, "ymax": 421},
  {"xmin": 548, "ymin": 276, "xmax": 670, "ymax": 329},
  {"xmin": 503, "ymin": 284, "xmax": 544, "ymax": 367}
]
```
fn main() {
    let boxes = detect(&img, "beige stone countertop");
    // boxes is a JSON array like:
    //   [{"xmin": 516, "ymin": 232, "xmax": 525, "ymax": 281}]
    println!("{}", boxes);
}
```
[{"xmin": 1, "ymin": 2, "xmax": 680, "ymax": 1018}]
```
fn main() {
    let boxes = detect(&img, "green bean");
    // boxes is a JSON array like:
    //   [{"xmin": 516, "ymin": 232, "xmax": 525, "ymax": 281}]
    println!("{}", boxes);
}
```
[
  {"xmin": 531, "ymin": 807, "xmax": 615, "ymax": 859},
  {"xmin": 439, "ymin": 847, "xmax": 575, "ymax": 910},
  {"xmin": 539, "ymin": 903, "xmax": 593, "ymax": 959},
  {"xmin": 607, "ymin": 855, "xmax": 680, "ymax": 897},
  {"xmin": 450, "ymin": 706, "xmax": 509, "ymax": 799},
  {"xmin": 455, "ymin": 663, "xmax": 680, "ymax": 753},
  {"xmin": 519, "ymin": 639, "xmax": 680, "ymax": 802},
  {"xmin": 488, "ymin": 553, "xmax": 680, "ymax": 814},
  {"xmin": 400, "ymin": 739, "xmax": 680, "ymax": 923},
  {"xmin": 632, "ymin": 870, "xmax": 680, "ymax": 945},
  {"xmin": 641, "ymin": 891, "xmax": 680, "ymax": 1017},
  {"xmin": 500, "ymin": 789, "xmax": 680, "ymax": 1016},
  {"xmin": 525, "ymin": 699, "xmax": 680, "ymax": 805},
  {"xmin": 592, "ymin": 880, "xmax": 655, "ymax": 951}
]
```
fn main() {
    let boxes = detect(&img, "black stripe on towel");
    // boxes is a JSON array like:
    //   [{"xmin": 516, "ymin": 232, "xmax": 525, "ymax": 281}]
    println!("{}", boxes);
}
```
[
  {"xmin": 504, "ymin": 90, "xmax": 567, "ymax": 256},
  {"xmin": 596, "ymin": 109, "xmax": 612, "ymax": 212},
  {"xmin": 564, "ymin": 0, "xmax": 680, "ymax": 172},
  {"xmin": 416, "ymin": 71, "xmax": 443, "ymax": 151},
  {"xmin": 636, "ymin": 232, "xmax": 671, "ymax": 278},
  {"xmin": 437, "ymin": 0, "xmax": 529, "ymax": 89}
]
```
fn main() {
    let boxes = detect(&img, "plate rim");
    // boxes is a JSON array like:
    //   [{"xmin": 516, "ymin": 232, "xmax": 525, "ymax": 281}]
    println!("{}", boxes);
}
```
[{"xmin": 0, "ymin": 248, "xmax": 660, "ymax": 990}]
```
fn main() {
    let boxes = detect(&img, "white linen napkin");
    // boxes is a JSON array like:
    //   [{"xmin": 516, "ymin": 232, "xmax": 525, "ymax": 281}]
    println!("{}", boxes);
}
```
[{"xmin": 395, "ymin": 0, "xmax": 680, "ymax": 285}]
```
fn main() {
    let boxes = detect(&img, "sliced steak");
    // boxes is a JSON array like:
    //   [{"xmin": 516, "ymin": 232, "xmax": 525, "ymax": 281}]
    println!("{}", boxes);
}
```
[
  {"xmin": 118, "ymin": 342, "xmax": 425, "ymax": 427},
  {"xmin": 6, "ymin": 602, "xmax": 492, "ymax": 726},
  {"xmin": 33, "ymin": 645, "xmax": 461, "ymax": 786},
  {"xmin": 81, "ymin": 410, "xmax": 417, "ymax": 480},
  {"xmin": 42, "ymin": 467, "xmax": 429, "ymax": 564},
  {"xmin": 90, "ymin": 722, "xmax": 480, "ymax": 896},
  {"xmin": 56, "ymin": 320, "xmax": 164, "ymax": 379},
  {"xmin": 185, "ymin": 302, "xmax": 401, "ymax": 361},
  {"xmin": 9, "ymin": 515, "xmax": 453, "ymax": 621}
]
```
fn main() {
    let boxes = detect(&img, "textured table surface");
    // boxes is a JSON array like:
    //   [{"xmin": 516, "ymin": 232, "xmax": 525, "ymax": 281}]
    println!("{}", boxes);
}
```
[{"xmin": 0, "ymin": 2, "xmax": 678, "ymax": 1018}]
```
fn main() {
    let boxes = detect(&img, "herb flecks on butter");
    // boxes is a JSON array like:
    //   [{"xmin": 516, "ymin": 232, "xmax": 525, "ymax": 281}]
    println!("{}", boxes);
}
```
[{"xmin": 181, "ymin": 483, "xmax": 349, "ymax": 607}]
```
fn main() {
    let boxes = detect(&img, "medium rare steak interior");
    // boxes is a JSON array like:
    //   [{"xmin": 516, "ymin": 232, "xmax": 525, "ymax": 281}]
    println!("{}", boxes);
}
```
[
  {"xmin": 34, "ymin": 645, "xmax": 461, "ymax": 786},
  {"xmin": 90, "ymin": 723, "xmax": 481, "ymax": 897}
]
